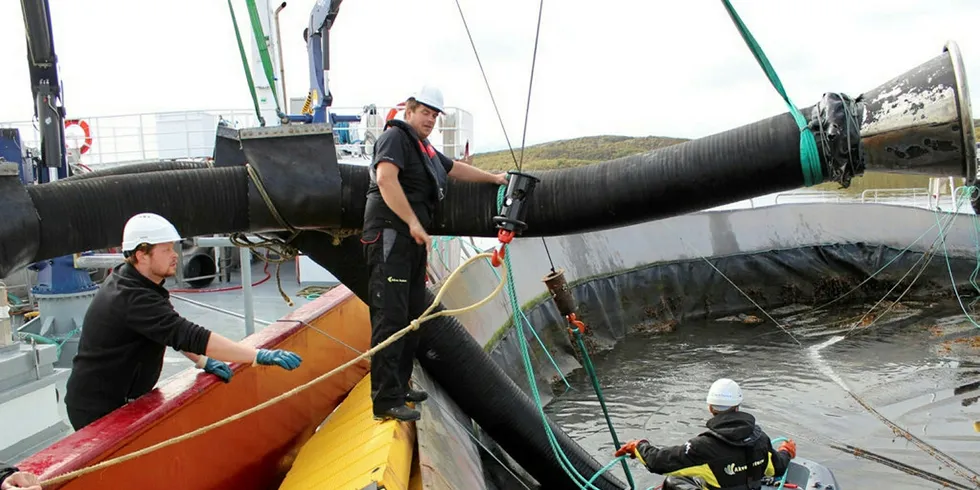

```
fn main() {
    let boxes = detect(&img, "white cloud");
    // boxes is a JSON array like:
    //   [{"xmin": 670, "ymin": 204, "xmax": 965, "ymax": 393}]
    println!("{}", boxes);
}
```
[{"xmin": 1, "ymin": 0, "xmax": 979, "ymax": 155}]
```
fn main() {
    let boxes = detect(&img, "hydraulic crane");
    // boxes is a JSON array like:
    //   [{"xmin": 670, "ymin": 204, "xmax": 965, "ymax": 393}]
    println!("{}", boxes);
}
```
[
  {"xmin": 19, "ymin": 0, "xmax": 69, "ymax": 184},
  {"xmin": 9, "ymin": 0, "xmax": 101, "ymax": 368}
]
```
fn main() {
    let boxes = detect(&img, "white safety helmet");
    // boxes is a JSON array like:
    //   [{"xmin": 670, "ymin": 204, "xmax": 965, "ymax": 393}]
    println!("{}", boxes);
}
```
[
  {"xmin": 412, "ymin": 85, "xmax": 444, "ymax": 114},
  {"xmin": 121, "ymin": 212, "xmax": 182, "ymax": 253},
  {"xmin": 706, "ymin": 378, "xmax": 743, "ymax": 409}
]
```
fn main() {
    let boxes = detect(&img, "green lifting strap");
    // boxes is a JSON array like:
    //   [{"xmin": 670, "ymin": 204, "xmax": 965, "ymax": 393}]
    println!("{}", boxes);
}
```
[
  {"xmin": 245, "ymin": 0, "xmax": 282, "ymax": 113},
  {"xmin": 496, "ymin": 185, "xmax": 636, "ymax": 489},
  {"xmin": 571, "ymin": 326, "xmax": 637, "ymax": 489},
  {"xmin": 227, "ymin": 0, "xmax": 265, "ymax": 126},
  {"xmin": 720, "ymin": 0, "xmax": 823, "ymax": 187}
]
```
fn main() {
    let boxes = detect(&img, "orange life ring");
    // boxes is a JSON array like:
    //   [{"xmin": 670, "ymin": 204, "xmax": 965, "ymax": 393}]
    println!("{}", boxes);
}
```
[
  {"xmin": 384, "ymin": 102, "xmax": 406, "ymax": 123},
  {"xmin": 64, "ymin": 119, "xmax": 93, "ymax": 155}
]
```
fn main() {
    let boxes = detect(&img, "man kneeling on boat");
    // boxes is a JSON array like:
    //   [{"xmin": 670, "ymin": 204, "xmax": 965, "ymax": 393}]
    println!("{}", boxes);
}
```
[
  {"xmin": 614, "ymin": 378, "xmax": 796, "ymax": 490},
  {"xmin": 64, "ymin": 212, "xmax": 303, "ymax": 431}
]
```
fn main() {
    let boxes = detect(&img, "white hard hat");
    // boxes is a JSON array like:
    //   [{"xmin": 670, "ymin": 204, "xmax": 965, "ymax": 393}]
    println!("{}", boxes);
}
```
[
  {"xmin": 122, "ymin": 212, "xmax": 182, "ymax": 252},
  {"xmin": 706, "ymin": 378, "xmax": 743, "ymax": 409},
  {"xmin": 412, "ymin": 85, "xmax": 444, "ymax": 113}
]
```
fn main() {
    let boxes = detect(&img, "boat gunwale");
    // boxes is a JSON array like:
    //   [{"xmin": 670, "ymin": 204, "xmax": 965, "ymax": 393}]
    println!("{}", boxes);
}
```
[{"xmin": 16, "ymin": 285, "xmax": 356, "ymax": 481}]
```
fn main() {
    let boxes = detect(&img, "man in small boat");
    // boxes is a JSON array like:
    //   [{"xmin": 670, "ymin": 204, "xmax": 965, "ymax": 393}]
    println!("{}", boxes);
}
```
[
  {"xmin": 362, "ymin": 85, "xmax": 508, "ymax": 422},
  {"xmin": 64, "ymin": 212, "xmax": 304, "ymax": 431},
  {"xmin": 614, "ymin": 378, "xmax": 797, "ymax": 490},
  {"xmin": 0, "ymin": 462, "xmax": 40, "ymax": 489}
]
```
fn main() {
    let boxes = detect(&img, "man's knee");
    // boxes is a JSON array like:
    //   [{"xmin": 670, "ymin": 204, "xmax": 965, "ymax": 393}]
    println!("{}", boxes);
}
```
[{"xmin": 662, "ymin": 476, "xmax": 707, "ymax": 490}]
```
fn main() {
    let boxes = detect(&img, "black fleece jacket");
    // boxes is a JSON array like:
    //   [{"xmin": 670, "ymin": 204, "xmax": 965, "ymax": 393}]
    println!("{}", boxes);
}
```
[
  {"xmin": 64, "ymin": 263, "xmax": 212, "ymax": 415},
  {"xmin": 636, "ymin": 410, "xmax": 791, "ymax": 489}
]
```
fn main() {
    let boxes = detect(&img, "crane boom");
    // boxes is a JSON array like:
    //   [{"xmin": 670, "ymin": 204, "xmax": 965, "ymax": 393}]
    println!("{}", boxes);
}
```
[{"xmin": 19, "ymin": 0, "xmax": 68, "ymax": 183}]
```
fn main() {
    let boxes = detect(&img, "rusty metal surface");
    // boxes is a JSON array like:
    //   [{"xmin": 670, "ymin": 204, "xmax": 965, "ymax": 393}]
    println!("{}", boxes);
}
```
[
  {"xmin": 412, "ymin": 362, "xmax": 489, "ymax": 490},
  {"xmin": 858, "ymin": 41, "xmax": 976, "ymax": 180}
]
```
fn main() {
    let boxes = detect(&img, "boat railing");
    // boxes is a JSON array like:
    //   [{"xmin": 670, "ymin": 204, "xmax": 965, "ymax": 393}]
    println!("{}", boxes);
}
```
[{"xmin": 0, "ymin": 105, "xmax": 475, "ymax": 167}]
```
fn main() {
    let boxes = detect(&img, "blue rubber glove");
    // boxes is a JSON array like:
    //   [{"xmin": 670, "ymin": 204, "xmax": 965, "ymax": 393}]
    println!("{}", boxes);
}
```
[
  {"xmin": 203, "ymin": 357, "xmax": 233, "ymax": 382},
  {"xmin": 255, "ymin": 349, "xmax": 302, "ymax": 370}
]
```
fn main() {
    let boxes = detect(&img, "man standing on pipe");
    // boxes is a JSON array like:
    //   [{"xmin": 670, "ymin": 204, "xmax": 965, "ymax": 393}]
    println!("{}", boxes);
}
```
[
  {"xmin": 64, "ymin": 212, "xmax": 304, "ymax": 431},
  {"xmin": 614, "ymin": 378, "xmax": 796, "ymax": 490},
  {"xmin": 362, "ymin": 85, "xmax": 508, "ymax": 422}
]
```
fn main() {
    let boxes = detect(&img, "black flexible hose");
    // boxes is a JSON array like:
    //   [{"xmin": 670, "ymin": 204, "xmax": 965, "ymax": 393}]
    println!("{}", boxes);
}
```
[
  {"xmin": 289, "ymin": 232, "xmax": 627, "ymax": 490},
  {"xmin": 63, "ymin": 160, "xmax": 212, "ymax": 181},
  {"xmin": 25, "ymin": 167, "xmax": 249, "ymax": 263},
  {"xmin": 0, "ymin": 96, "xmax": 862, "ymax": 276}
]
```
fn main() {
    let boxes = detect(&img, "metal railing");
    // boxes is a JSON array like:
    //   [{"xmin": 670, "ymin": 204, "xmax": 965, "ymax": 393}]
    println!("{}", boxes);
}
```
[
  {"xmin": 74, "ymin": 235, "xmax": 264, "ymax": 335},
  {"xmin": 1, "ymin": 105, "xmax": 476, "ymax": 167}
]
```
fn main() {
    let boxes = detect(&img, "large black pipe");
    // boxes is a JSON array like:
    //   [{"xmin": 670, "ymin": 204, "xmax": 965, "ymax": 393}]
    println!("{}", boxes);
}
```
[
  {"xmin": 0, "ymin": 43, "xmax": 973, "ymax": 278},
  {"xmin": 24, "ymin": 167, "xmax": 249, "ymax": 267},
  {"xmin": 0, "ymin": 99, "xmax": 851, "ymax": 277},
  {"xmin": 289, "ymin": 231, "xmax": 626, "ymax": 490},
  {"xmin": 63, "ymin": 160, "xmax": 212, "ymax": 181}
]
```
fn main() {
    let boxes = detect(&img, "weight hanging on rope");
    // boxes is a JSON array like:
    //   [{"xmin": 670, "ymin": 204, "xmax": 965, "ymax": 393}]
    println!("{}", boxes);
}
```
[
  {"xmin": 493, "ymin": 171, "xmax": 540, "ymax": 235},
  {"xmin": 543, "ymin": 267, "xmax": 576, "ymax": 317}
]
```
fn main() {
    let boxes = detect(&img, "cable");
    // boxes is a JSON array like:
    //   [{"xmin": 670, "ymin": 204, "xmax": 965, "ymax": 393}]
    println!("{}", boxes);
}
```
[{"xmin": 452, "ymin": 0, "xmax": 520, "ymax": 169}]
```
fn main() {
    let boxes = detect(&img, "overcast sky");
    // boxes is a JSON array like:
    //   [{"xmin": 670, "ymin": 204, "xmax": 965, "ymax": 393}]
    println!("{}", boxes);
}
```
[{"xmin": 1, "ymin": 0, "xmax": 979, "ymax": 154}]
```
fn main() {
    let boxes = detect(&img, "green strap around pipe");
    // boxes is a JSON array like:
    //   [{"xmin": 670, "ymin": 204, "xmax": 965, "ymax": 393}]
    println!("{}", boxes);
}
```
[
  {"xmin": 245, "ymin": 0, "xmax": 282, "ymax": 113},
  {"xmin": 227, "ymin": 0, "xmax": 265, "ymax": 126},
  {"xmin": 720, "ymin": 0, "xmax": 823, "ymax": 187}
]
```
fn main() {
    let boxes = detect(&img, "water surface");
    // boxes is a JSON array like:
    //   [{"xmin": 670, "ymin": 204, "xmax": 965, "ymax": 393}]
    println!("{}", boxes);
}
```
[{"xmin": 543, "ymin": 299, "xmax": 980, "ymax": 489}]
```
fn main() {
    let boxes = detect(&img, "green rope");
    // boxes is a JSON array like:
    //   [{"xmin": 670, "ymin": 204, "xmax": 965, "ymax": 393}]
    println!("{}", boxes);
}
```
[
  {"xmin": 496, "ymin": 185, "xmax": 624, "ymax": 490},
  {"xmin": 934, "ymin": 186, "xmax": 980, "ymax": 329},
  {"xmin": 720, "ymin": 0, "xmax": 822, "ymax": 187},
  {"xmin": 18, "ymin": 327, "xmax": 80, "ymax": 358},
  {"xmin": 588, "ymin": 455, "xmax": 630, "ymax": 486},
  {"xmin": 245, "ymin": 0, "xmax": 281, "ymax": 112},
  {"xmin": 432, "ymin": 235, "xmax": 573, "ymax": 393},
  {"xmin": 227, "ymin": 0, "xmax": 265, "ymax": 126},
  {"xmin": 571, "ymin": 329, "xmax": 636, "ymax": 488}
]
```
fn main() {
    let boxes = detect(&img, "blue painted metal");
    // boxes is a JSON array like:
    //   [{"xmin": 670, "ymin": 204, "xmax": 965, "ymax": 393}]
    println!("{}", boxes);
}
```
[
  {"xmin": 29, "ymin": 255, "xmax": 98, "ymax": 295},
  {"xmin": 0, "ymin": 128, "xmax": 31, "ymax": 185}
]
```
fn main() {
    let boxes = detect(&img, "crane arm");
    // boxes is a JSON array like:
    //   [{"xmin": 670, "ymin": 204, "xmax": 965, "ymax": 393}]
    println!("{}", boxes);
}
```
[
  {"xmin": 20, "ymin": 0, "xmax": 67, "ymax": 182},
  {"xmin": 304, "ymin": 0, "xmax": 343, "ymax": 122}
]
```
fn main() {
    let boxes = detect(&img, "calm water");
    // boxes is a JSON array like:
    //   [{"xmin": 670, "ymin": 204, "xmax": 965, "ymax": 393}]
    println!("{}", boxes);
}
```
[{"xmin": 543, "ymin": 299, "xmax": 980, "ymax": 490}]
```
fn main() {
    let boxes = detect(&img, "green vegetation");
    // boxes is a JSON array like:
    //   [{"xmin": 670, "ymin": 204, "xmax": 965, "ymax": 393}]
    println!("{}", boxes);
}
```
[{"xmin": 468, "ymin": 121, "xmax": 980, "ymax": 194}]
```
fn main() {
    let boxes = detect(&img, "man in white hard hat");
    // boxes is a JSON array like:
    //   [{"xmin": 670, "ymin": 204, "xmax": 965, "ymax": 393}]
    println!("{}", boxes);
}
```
[
  {"xmin": 362, "ymin": 85, "xmax": 508, "ymax": 422},
  {"xmin": 64, "ymin": 212, "xmax": 303, "ymax": 431},
  {"xmin": 614, "ymin": 378, "xmax": 797, "ymax": 490}
]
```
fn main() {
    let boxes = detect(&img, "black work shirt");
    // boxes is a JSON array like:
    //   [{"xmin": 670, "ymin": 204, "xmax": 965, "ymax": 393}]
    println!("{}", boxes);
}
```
[
  {"xmin": 64, "ymin": 263, "xmax": 212, "ymax": 414},
  {"xmin": 364, "ymin": 120, "xmax": 453, "ymax": 234}
]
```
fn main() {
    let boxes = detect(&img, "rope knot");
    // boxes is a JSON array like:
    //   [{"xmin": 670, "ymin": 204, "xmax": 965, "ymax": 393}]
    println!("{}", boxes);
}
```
[{"xmin": 410, "ymin": 319, "xmax": 421, "ymax": 331}]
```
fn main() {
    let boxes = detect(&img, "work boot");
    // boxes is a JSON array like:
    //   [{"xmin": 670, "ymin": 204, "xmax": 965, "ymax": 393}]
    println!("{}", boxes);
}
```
[
  {"xmin": 373, "ymin": 405, "xmax": 421, "ymax": 422},
  {"xmin": 405, "ymin": 389, "xmax": 428, "ymax": 403}
]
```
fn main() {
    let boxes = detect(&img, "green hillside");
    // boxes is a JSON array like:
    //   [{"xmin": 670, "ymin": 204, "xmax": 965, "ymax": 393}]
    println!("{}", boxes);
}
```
[{"xmin": 469, "ymin": 122, "xmax": 980, "ymax": 194}]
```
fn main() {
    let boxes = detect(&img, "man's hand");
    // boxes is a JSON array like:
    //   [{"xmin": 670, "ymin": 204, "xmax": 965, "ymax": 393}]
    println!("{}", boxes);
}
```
[
  {"xmin": 203, "ymin": 357, "xmax": 233, "ymax": 383},
  {"xmin": 494, "ymin": 173, "xmax": 509, "ymax": 186},
  {"xmin": 409, "ymin": 221, "xmax": 432, "ymax": 249},
  {"xmin": 1, "ymin": 471, "xmax": 41, "ymax": 490},
  {"xmin": 777, "ymin": 440, "xmax": 796, "ymax": 459},
  {"xmin": 614, "ymin": 439, "xmax": 649, "ymax": 458},
  {"xmin": 255, "ymin": 349, "xmax": 303, "ymax": 370}
]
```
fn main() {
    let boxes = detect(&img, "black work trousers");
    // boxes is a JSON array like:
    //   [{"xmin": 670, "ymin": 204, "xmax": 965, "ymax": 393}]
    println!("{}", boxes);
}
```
[
  {"xmin": 361, "ymin": 227, "xmax": 427, "ymax": 413},
  {"xmin": 67, "ymin": 404, "xmax": 113, "ymax": 431}
]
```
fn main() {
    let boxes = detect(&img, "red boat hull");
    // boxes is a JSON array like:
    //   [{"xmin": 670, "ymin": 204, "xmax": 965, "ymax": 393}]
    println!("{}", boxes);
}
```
[{"xmin": 17, "ymin": 286, "xmax": 371, "ymax": 490}]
